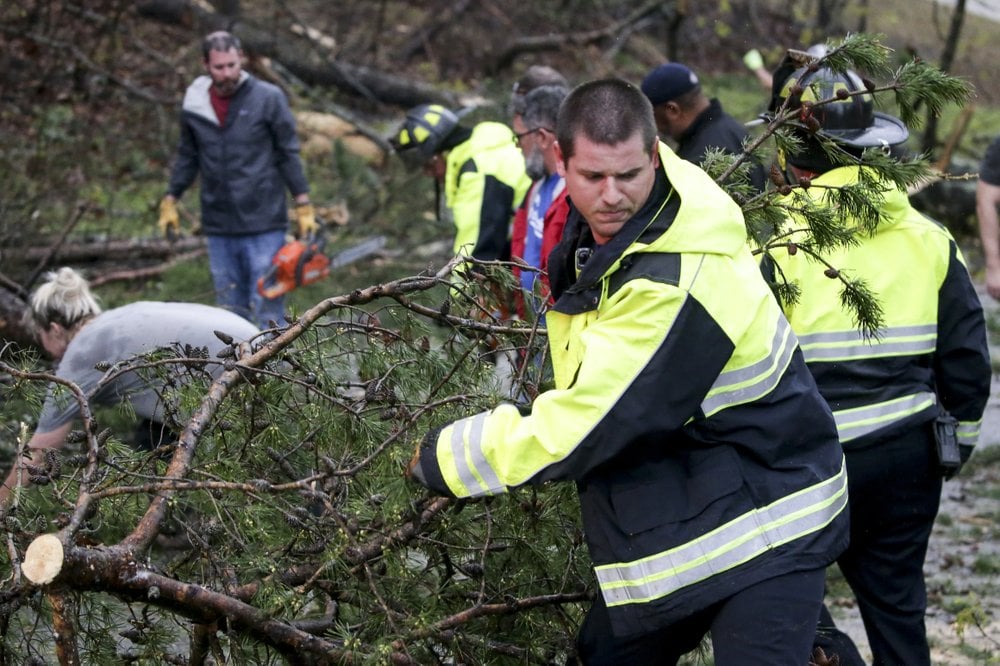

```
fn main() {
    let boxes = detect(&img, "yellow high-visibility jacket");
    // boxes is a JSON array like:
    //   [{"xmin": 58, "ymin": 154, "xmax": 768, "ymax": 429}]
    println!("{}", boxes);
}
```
[
  {"xmin": 765, "ymin": 166, "xmax": 991, "ymax": 450},
  {"xmin": 414, "ymin": 143, "xmax": 849, "ymax": 637},
  {"xmin": 444, "ymin": 121, "xmax": 531, "ymax": 260}
]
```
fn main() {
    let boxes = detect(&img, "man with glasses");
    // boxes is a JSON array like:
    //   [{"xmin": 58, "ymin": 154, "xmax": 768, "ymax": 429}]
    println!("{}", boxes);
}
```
[{"xmin": 510, "ymin": 85, "xmax": 570, "ymax": 319}]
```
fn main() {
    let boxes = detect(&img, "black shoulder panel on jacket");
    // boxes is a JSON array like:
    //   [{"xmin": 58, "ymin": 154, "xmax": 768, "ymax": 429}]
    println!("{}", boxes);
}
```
[
  {"xmin": 475, "ymin": 175, "xmax": 515, "ymax": 261},
  {"xmin": 608, "ymin": 253, "xmax": 682, "ymax": 299},
  {"xmin": 458, "ymin": 158, "xmax": 478, "ymax": 177}
]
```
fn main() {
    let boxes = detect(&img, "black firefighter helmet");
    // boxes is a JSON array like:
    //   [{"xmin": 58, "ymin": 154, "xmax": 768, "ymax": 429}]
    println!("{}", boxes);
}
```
[{"xmin": 771, "ymin": 65, "xmax": 909, "ymax": 151}]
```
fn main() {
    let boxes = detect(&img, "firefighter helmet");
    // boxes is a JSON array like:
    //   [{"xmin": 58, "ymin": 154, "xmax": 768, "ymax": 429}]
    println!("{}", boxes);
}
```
[
  {"xmin": 390, "ymin": 104, "xmax": 459, "ymax": 169},
  {"xmin": 773, "ymin": 66, "xmax": 908, "ymax": 149}
]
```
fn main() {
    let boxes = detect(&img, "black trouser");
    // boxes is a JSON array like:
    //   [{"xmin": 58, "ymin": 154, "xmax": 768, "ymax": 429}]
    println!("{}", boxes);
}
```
[
  {"xmin": 574, "ymin": 567, "xmax": 825, "ymax": 665},
  {"xmin": 837, "ymin": 425, "xmax": 941, "ymax": 666},
  {"xmin": 814, "ymin": 603, "xmax": 867, "ymax": 666}
]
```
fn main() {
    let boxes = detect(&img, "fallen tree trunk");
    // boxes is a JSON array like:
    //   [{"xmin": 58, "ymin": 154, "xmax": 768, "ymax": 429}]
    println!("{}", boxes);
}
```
[
  {"xmin": 10, "ymin": 236, "xmax": 206, "ymax": 265},
  {"xmin": 21, "ymin": 537, "xmax": 350, "ymax": 661}
]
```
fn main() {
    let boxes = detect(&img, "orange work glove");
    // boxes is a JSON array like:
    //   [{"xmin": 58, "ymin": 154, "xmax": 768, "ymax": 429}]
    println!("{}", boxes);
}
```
[
  {"xmin": 158, "ymin": 197, "xmax": 180, "ymax": 238},
  {"xmin": 295, "ymin": 203, "xmax": 319, "ymax": 238}
]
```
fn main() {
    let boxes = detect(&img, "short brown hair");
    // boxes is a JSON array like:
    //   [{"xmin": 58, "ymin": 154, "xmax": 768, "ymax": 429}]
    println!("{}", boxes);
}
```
[
  {"xmin": 202, "ymin": 31, "xmax": 242, "ymax": 60},
  {"xmin": 556, "ymin": 78, "xmax": 656, "ymax": 162}
]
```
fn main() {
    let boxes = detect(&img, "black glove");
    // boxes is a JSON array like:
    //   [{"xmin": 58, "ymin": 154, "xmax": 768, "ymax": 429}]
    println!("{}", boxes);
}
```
[{"xmin": 405, "ymin": 427, "xmax": 445, "ymax": 486}]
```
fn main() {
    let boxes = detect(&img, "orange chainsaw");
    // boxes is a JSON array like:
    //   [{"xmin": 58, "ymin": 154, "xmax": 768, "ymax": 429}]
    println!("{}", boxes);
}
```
[
  {"xmin": 257, "ymin": 232, "xmax": 386, "ymax": 299},
  {"xmin": 256, "ymin": 231, "xmax": 331, "ymax": 299}
]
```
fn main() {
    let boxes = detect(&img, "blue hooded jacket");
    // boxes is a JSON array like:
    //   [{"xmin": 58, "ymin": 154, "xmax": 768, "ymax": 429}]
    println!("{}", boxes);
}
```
[{"xmin": 167, "ymin": 73, "xmax": 309, "ymax": 236}]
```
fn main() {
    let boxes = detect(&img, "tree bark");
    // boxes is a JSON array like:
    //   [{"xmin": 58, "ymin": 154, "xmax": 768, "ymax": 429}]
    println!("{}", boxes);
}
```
[
  {"xmin": 11, "ymin": 236, "xmax": 206, "ymax": 265},
  {"xmin": 486, "ymin": 0, "xmax": 664, "ymax": 73},
  {"xmin": 921, "ymin": 0, "xmax": 966, "ymax": 156},
  {"xmin": 395, "ymin": 0, "xmax": 476, "ymax": 62},
  {"xmin": 48, "ymin": 589, "xmax": 81, "ymax": 666},
  {"xmin": 21, "ymin": 538, "xmax": 347, "ymax": 660},
  {"xmin": 0, "ymin": 285, "xmax": 37, "ymax": 352}
]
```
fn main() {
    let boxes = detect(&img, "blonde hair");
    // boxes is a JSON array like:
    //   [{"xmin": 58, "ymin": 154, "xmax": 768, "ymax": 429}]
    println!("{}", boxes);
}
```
[{"xmin": 30, "ymin": 267, "xmax": 102, "ymax": 329}]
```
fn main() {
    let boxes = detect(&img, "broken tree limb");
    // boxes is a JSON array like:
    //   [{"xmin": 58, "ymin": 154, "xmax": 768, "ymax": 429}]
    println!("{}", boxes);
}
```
[
  {"xmin": 486, "ymin": 0, "xmax": 664, "ymax": 73},
  {"xmin": 0, "ymin": 284, "xmax": 36, "ymax": 351},
  {"xmin": 88, "ymin": 249, "xmax": 207, "ymax": 287},
  {"xmin": 11, "ymin": 236, "xmax": 206, "ymax": 265},
  {"xmin": 396, "ymin": 0, "xmax": 476, "ymax": 62},
  {"xmin": 935, "ymin": 105, "xmax": 975, "ymax": 172},
  {"xmin": 135, "ymin": 0, "xmax": 460, "ymax": 109},
  {"xmin": 48, "ymin": 588, "xmax": 81, "ymax": 666},
  {"xmin": 23, "ymin": 533, "xmax": 64, "ymax": 585},
  {"xmin": 24, "ymin": 202, "xmax": 90, "ymax": 292},
  {"xmin": 20, "ymin": 536, "xmax": 348, "ymax": 660}
]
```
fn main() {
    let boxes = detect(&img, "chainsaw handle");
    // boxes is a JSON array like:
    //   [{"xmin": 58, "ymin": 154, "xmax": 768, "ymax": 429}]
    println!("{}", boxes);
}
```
[{"xmin": 256, "ymin": 265, "xmax": 285, "ymax": 300}]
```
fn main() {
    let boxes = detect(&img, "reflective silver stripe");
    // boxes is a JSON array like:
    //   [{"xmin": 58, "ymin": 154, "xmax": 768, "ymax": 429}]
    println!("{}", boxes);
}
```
[
  {"xmin": 700, "ymin": 315, "xmax": 796, "ymax": 416},
  {"xmin": 798, "ymin": 324, "xmax": 936, "ymax": 362},
  {"xmin": 450, "ymin": 413, "xmax": 504, "ymax": 497},
  {"xmin": 957, "ymin": 420, "xmax": 981, "ymax": 447},
  {"xmin": 595, "ymin": 461, "xmax": 848, "ymax": 607},
  {"xmin": 833, "ymin": 391, "xmax": 936, "ymax": 442}
]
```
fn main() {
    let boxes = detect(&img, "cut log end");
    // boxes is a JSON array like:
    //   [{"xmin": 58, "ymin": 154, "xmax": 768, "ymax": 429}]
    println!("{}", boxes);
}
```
[{"xmin": 23, "ymin": 533, "xmax": 65, "ymax": 585}]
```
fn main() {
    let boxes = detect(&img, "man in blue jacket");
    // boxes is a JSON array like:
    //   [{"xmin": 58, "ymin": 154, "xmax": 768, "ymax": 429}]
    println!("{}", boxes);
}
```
[
  {"xmin": 408, "ymin": 78, "xmax": 849, "ymax": 665},
  {"xmin": 157, "ymin": 31, "xmax": 316, "ymax": 328}
]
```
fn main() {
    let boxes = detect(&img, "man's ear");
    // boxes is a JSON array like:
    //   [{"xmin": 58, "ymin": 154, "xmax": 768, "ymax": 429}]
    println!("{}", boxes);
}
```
[
  {"xmin": 650, "ymin": 138, "xmax": 661, "ymax": 169},
  {"xmin": 554, "ymin": 140, "xmax": 567, "ymax": 177}
]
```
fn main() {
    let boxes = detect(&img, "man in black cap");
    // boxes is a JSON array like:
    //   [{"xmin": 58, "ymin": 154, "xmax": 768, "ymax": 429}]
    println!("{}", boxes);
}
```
[{"xmin": 641, "ymin": 62, "xmax": 764, "ymax": 190}]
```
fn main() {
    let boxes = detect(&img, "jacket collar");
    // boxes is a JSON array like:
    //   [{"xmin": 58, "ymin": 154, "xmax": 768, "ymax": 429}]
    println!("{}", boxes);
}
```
[{"xmin": 677, "ymin": 98, "xmax": 723, "ymax": 147}]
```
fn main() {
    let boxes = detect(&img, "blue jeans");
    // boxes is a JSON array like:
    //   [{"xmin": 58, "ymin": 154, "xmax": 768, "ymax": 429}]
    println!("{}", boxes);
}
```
[{"xmin": 206, "ymin": 231, "xmax": 286, "ymax": 329}]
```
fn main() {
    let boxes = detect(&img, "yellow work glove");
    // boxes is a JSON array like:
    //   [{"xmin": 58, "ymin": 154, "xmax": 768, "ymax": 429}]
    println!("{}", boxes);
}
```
[
  {"xmin": 743, "ymin": 48, "xmax": 764, "ymax": 71},
  {"xmin": 295, "ymin": 202, "xmax": 319, "ymax": 238},
  {"xmin": 158, "ymin": 197, "xmax": 180, "ymax": 238}
]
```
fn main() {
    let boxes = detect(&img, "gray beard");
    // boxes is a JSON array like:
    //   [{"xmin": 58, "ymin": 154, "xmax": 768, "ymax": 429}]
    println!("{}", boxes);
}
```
[{"xmin": 525, "ymin": 149, "xmax": 546, "ymax": 181}]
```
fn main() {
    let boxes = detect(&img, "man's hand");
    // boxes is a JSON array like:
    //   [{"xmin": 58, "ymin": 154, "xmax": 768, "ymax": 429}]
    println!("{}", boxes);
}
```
[
  {"xmin": 158, "ymin": 197, "xmax": 180, "ymax": 238},
  {"xmin": 295, "ymin": 203, "xmax": 319, "ymax": 238},
  {"xmin": 406, "ymin": 427, "xmax": 447, "ymax": 486},
  {"xmin": 986, "ymin": 266, "xmax": 1000, "ymax": 301},
  {"xmin": 406, "ymin": 442, "xmax": 426, "ymax": 485}
]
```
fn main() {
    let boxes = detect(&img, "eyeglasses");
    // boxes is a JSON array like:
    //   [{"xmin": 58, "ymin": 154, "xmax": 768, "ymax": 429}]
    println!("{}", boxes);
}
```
[{"xmin": 512, "ymin": 127, "xmax": 552, "ymax": 144}]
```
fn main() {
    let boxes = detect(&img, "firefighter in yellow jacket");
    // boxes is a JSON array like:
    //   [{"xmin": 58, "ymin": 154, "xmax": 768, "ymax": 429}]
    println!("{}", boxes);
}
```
[
  {"xmin": 764, "ymin": 65, "xmax": 991, "ymax": 666},
  {"xmin": 391, "ymin": 104, "xmax": 530, "ymax": 262},
  {"xmin": 408, "ymin": 78, "xmax": 849, "ymax": 665}
]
